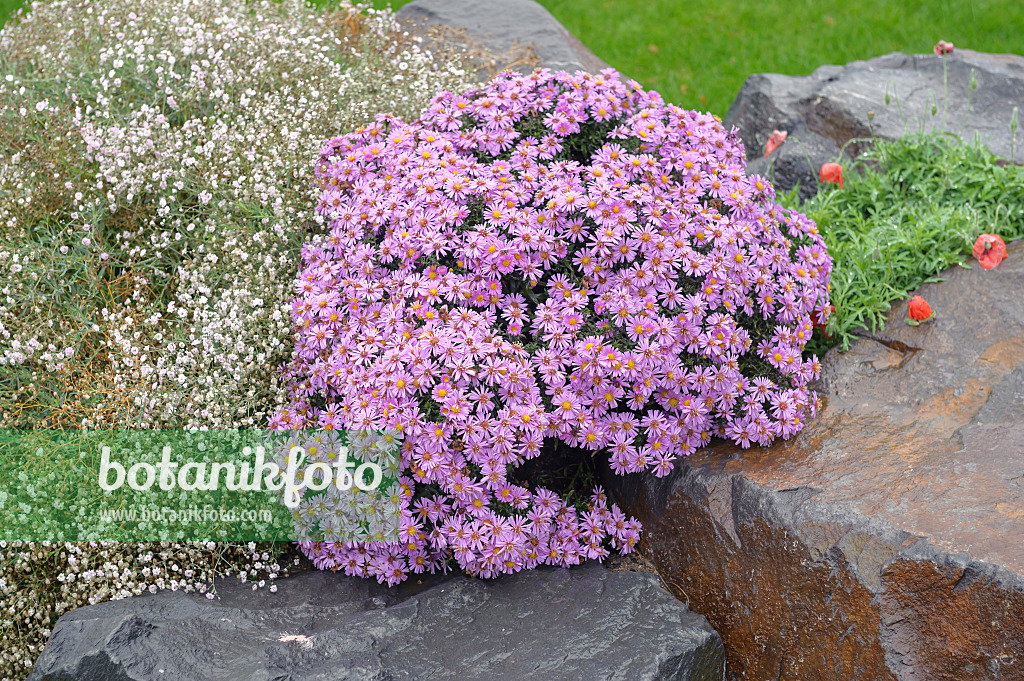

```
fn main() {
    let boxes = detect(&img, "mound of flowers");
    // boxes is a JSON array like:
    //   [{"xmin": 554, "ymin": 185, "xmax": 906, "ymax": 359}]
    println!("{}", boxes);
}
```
[{"xmin": 271, "ymin": 68, "xmax": 833, "ymax": 585}]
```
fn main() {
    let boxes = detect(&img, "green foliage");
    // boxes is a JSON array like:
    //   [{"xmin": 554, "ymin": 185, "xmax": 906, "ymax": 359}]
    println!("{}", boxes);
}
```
[
  {"xmin": 781, "ymin": 132, "xmax": 1024, "ymax": 353},
  {"xmin": 0, "ymin": 0, "xmax": 20, "ymax": 24}
]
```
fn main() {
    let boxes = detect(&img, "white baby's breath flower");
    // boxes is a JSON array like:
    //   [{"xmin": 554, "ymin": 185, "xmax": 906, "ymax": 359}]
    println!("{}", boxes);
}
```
[
  {"xmin": 0, "ymin": 0, "xmax": 477, "ymax": 431},
  {"xmin": 0, "ymin": 0, "xmax": 484, "ymax": 674}
]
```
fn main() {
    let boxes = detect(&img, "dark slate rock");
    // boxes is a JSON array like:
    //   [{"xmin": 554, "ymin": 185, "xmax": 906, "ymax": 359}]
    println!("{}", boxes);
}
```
[
  {"xmin": 395, "ymin": 0, "xmax": 609, "ymax": 76},
  {"xmin": 727, "ymin": 49, "xmax": 1024, "ymax": 197},
  {"xmin": 29, "ymin": 562, "xmax": 724, "ymax": 681},
  {"xmin": 606, "ymin": 239, "xmax": 1024, "ymax": 680}
]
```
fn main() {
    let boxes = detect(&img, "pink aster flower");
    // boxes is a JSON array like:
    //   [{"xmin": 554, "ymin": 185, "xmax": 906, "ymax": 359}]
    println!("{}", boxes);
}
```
[{"xmin": 275, "ymin": 67, "xmax": 832, "ymax": 585}]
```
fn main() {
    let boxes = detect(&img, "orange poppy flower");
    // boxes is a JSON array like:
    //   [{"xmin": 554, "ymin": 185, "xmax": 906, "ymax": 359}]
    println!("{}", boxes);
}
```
[
  {"xmin": 819, "ymin": 162, "xmax": 843, "ymax": 189},
  {"xmin": 764, "ymin": 130, "xmax": 787, "ymax": 157},
  {"xmin": 908, "ymin": 295, "xmax": 933, "ymax": 322},
  {"xmin": 972, "ymin": 233, "xmax": 1007, "ymax": 270}
]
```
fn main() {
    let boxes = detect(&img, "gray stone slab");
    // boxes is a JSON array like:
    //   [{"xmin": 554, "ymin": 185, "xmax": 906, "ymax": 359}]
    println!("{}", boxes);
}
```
[
  {"xmin": 396, "ymin": 0, "xmax": 610, "ymax": 75},
  {"xmin": 727, "ymin": 49, "xmax": 1024, "ymax": 197},
  {"xmin": 29, "ymin": 562, "xmax": 724, "ymax": 681}
]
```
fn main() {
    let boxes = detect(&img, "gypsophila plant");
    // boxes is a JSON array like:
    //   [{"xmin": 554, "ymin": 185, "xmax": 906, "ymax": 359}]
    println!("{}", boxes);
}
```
[
  {"xmin": 0, "ymin": 0, "xmax": 476, "ymax": 429},
  {"xmin": 0, "ymin": 1, "xmax": 484, "ymax": 678},
  {"xmin": 273, "ymin": 68, "xmax": 833, "ymax": 585},
  {"xmin": 0, "ymin": 541, "xmax": 299, "ymax": 679}
]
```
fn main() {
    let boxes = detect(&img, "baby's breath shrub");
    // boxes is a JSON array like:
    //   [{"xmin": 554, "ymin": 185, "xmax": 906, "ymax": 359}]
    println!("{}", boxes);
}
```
[
  {"xmin": 0, "ymin": 0, "xmax": 476, "ymax": 429},
  {"xmin": 0, "ymin": 1, "xmax": 482, "ymax": 678}
]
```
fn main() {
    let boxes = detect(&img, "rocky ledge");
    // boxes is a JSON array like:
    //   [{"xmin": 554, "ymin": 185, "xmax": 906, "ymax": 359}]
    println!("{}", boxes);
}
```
[
  {"xmin": 608, "ymin": 239, "xmax": 1024, "ymax": 680},
  {"xmin": 29, "ymin": 562, "xmax": 724, "ymax": 681},
  {"xmin": 396, "ymin": 0, "xmax": 609, "ymax": 77},
  {"xmin": 729, "ymin": 49, "xmax": 1024, "ymax": 197}
]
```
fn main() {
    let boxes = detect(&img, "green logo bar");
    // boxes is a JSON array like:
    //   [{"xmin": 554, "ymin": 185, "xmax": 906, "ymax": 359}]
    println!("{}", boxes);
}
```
[{"xmin": 0, "ymin": 430, "xmax": 402, "ymax": 541}]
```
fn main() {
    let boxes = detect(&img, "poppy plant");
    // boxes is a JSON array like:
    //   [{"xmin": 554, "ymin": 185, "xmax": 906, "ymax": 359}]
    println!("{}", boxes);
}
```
[
  {"xmin": 972, "ymin": 233, "xmax": 1007, "ymax": 270},
  {"xmin": 934, "ymin": 40, "xmax": 954, "ymax": 56},
  {"xmin": 820, "ymin": 162, "xmax": 843, "ymax": 189},
  {"xmin": 907, "ymin": 295, "xmax": 934, "ymax": 324},
  {"xmin": 764, "ymin": 130, "xmax": 787, "ymax": 157}
]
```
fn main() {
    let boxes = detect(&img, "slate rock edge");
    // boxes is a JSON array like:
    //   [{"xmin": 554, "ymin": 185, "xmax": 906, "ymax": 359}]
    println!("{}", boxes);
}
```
[
  {"xmin": 29, "ymin": 562, "xmax": 725, "ymax": 681},
  {"xmin": 395, "ymin": 0, "xmax": 610, "ymax": 76},
  {"xmin": 604, "ymin": 238, "xmax": 1024, "ymax": 680},
  {"xmin": 728, "ymin": 49, "xmax": 1024, "ymax": 197}
]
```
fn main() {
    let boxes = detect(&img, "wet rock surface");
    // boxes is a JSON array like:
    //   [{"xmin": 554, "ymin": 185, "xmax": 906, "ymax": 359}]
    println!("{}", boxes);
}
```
[
  {"xmin": 29, "ymin": 562, "xmax": 724, "ymax": 681},
  {"xmin": 727, "ymin": 49, "xmax": 1024, "ymax": 197},
  {"xmin": 396, "ymin": 0, "xmax": 609, "ymax": 76},
  {"xmin": 609, "ymin": 239, "xmax": 1024, "ymax": 680}
]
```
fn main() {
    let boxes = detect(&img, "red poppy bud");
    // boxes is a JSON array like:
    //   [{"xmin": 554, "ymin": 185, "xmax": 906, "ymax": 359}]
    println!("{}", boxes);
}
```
[
  {"xmin": 972, "ymin": 233, "xmax": 1007, "ymax": 270},
  {"xmin": 908, "ymin": 295, "xmax": 933, "ymax": 322},
  {"xmin": 933, "ymin": 40, "xmax": 954, "ymax": 56},
  {"xmin": 810, "ymin": 304, "xmax": 835, "ymax": 336},
  {"xmin": 764, "ymin": 130, "xmax": 787, "ymax": 157},
  {"xmin": 819, "ymin": 162, "xmax": 843, "ymax": 189}
]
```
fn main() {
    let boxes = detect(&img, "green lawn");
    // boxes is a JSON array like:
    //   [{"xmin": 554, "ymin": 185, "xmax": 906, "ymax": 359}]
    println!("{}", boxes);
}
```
[
  {"xmin": 534, "ymin": 0, "xmax": 1024, "ymax": 115},
  {"xmin": 3, "ymin": 0, "xmax": 1022, "ymax": 116},
  {"xmin": 0, "ymin": 0, "xmax": 18, "ymax": 27}
]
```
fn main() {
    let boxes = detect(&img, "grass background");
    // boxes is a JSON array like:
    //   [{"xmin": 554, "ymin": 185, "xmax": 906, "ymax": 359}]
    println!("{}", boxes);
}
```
[
  {"xmin": 3, "ymin": 0, "xmax": 1023, "ymax": 115},
  {"xmin": 533, "ymin": 0, "xmax": 1024, "ymax": 116}
]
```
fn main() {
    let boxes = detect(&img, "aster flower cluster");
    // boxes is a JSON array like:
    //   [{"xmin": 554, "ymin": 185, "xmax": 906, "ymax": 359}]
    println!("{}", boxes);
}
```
[{"xmin": 275, "ymin": 68, "xmax": 833, "ymax": 585}]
